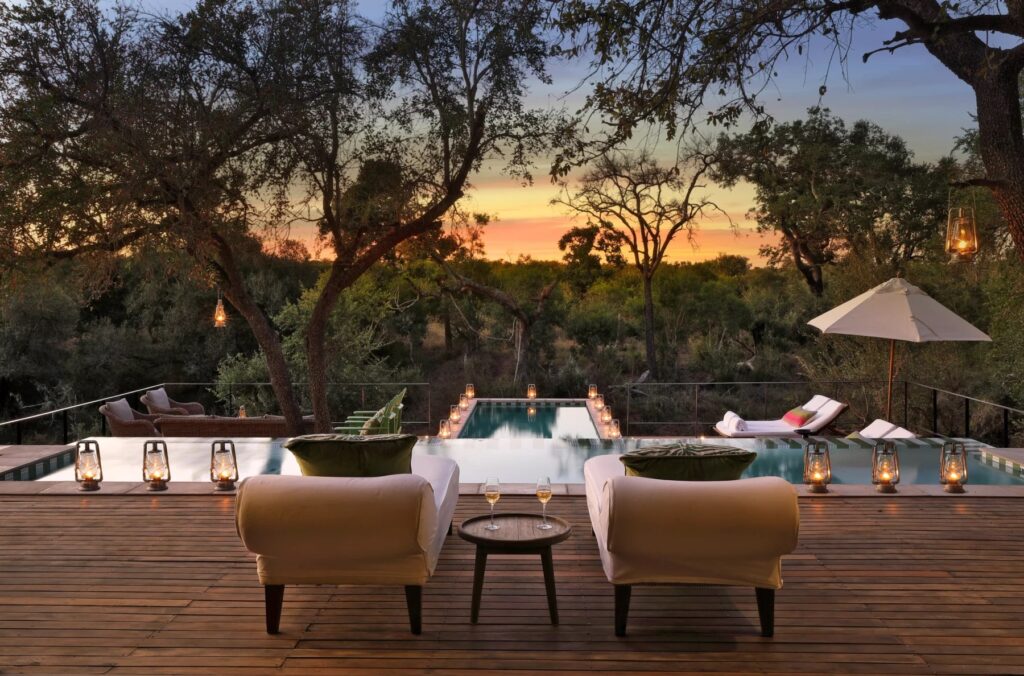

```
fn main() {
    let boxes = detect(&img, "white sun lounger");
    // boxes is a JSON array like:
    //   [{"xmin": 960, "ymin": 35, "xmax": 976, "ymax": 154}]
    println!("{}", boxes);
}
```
[
  {"xmin": 857, "ymin": 419, "xmax": 915, "ymax": 440},
  {"xmin": 714, "ymin": 395, "xmax": 848, "ymax": 438}
]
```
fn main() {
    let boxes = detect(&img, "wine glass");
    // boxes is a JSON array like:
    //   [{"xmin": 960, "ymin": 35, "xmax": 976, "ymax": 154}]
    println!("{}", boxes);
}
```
[
  {"xmin": 484, "ymin": 477, "xmax": 500, "ymax": 530},
  {"xmin": 536, "ymin": 477, "xmax": 552, "ymax": 530}
]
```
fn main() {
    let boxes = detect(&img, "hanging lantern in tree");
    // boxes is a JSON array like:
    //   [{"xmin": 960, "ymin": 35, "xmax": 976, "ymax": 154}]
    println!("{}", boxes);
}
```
[
  {"xmin": 945, "ymin": 190, "xmax": 979, "ymax": 259},
  {"xmin": 213, "ymin": 290, "xmax": 228, "ymax": 328}
]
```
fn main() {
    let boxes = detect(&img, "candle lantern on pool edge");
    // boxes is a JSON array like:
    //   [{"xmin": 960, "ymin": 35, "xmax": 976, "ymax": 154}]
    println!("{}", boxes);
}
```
[
  {"xmin": 609, "ymin": 420, "xmax": 621, "ymax": 439},
  {"xmin": 600, "ymin": 406, "xmax": 613, "ymax": 424},
  {"xmin": 527, "ymin": 384, "xmax": 537, "ymax": 399},
  {"xmin": 459, "ymin": 393, "xmax": 470, "ymax": 411},
  {"xmin": 75, "ymin": 440, "xmax": 103, "ymax": 492},
  {"xmin": 465, "ymin": 384, "xmax": 475, "ymax": 399},
  {"xmin": 438, "ymin": 419, "xmax": 452, "ymax": 439},
  {"xmin": 210, "ymin": 440, "xmax": 239, "ymax": 491},
  {"xmin": 871, "ymin": 441, "xmax": 900, "ymax": 493},
  {"xmin": 588, "ymin": 384, "xmax": 598, "ymax": 400},
  {"xmin": 594, "ymin": 394, "xmax": 605, "ymax": 411},
  {"xmin": 449, "ymin": 405, "xmax": 461, "ymax": 424},
  {"xmin": 802, "ymin": 440, "xmax": 832, "ymax": 493},
  {"xmin": 142, "ymin": 440, "xmax": 171, "ymax": 491},
  {"xmin": 940, "ymin": 441, "xmax": 968, "ymax": 493}
]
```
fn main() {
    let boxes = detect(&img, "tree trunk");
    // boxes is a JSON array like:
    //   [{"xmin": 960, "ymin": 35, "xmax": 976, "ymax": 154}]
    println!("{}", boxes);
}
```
[
  {"xmin": 443, "ymin": 300, "xmax": 453, "ymax": 355},
  {"xmin": 783, "ymin": 229, "xmax": 824, "ymax": 296},
  {"xmin": 974, "ymin": 70, "xmax": 1024, "ymax": 260},
  {"xmin": 212, "ymin": 236, "xmax": 304, "ymax": 435},
  {"xmin": 305, "ymin": 261, "xmax": 349, "ymax": 433},
  {"xmin": 641, "ymin": 274, "xmax": 659, "ymax": 380},
  {"xmin": 512, "ymin": 319, "xmax": 533, "ymax": 388}
]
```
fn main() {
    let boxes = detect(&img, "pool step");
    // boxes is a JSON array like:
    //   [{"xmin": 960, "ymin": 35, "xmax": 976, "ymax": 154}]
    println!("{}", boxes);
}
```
[
  {"xmin": 0, "ymin": 445, "xmax": 75, "ymax": 481},
  {"xmin": 978, "ymin": 448, "xmax": 1024, "ymax": 479}
]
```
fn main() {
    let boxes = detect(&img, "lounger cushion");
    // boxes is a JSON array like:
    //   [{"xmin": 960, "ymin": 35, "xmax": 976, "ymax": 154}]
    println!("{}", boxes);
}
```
[
  {"xmin": 105, "ymin": 398, "xmax": 134, "ymax": 421},
  {"xmin": 782, "ymin": 406, "xmax": 816, "ymax": 427},
  {"xmin": 619, "ymin": 443, "xmax": 757, "ymax": 481},
  {"xmin": 284, "ymin": 433, "xmax": 416, "ymax": 477}
]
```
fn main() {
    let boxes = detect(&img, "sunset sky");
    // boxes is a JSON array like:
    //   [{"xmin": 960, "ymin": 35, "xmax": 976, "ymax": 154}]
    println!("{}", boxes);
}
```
[
  {"xmin": 460, "ymin": 16, "xmax": 979, "ymax": 264},
  {"xmin": 148, "ymin": 0, "xmax": 980, "ymax": 265}
]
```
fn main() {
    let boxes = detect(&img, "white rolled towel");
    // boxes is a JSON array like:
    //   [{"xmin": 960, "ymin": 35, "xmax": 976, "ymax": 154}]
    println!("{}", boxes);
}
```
[{"xmin": 723, "ymin": 411, "xmax": 747, "ymax": 432}]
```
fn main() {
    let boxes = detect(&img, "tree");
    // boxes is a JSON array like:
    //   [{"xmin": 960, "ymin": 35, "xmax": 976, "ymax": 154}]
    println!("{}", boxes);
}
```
[
  {"xmin": 295, "ymin": 0, "xmax": 558, "ymax": 430},
  {"xmin": 557, "ymin": 224, "xmax": 626, "ymax": 294},
  {"xmin": 557, "ymin": 0, "xmax": 1024, "ymax": 260},
  {"xmin": 712, "ymin": 108, "xmax": 950, "ymax": 294},
  {"xmin": 0, "ymin": 0, "xmax": 331, "ymax": 433},
  {"xmin": 0, "ymin": 0, "xmax": 559, "ymax": 432},
  {"xmin": 437, "ymin": 260, "xmax": 560, "ymax": 386},
  {"xmin": 556, "ymin": 150, "xmax": 721, "ymax": 379}
]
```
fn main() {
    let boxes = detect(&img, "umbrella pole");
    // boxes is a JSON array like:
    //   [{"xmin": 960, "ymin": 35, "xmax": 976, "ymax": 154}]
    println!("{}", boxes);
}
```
[{"xmin": 886, "ymin": 339, "xmax": 895, "ymax": 421}]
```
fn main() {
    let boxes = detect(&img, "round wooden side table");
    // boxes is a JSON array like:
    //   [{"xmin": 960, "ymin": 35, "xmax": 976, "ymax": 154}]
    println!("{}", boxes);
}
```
[{"xmin": 457, "ymin": 512, "xmax": 573, "ymax": 625}]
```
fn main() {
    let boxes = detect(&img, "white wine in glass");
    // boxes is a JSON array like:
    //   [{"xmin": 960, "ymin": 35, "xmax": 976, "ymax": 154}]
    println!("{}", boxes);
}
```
[
  {"xmin": 536, "ymin": 477, "xmax": 552, "ymax": 530},
  {"xmin": 484, "ymin": 477, "xmax": 500, "ymax": 530}
]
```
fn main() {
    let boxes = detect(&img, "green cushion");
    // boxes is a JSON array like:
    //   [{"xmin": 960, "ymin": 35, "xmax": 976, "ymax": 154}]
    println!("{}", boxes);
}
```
[
  {"xmin": 619, "ymin": 443, "xmax": 757, "ymax": 481},
  {"xmin": 283, "ymin": 434, "xmax": 416, "ymax": 477}
]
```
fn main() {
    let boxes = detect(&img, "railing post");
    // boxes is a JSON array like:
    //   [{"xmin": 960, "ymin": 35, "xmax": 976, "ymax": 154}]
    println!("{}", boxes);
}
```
[
  {"xmin": 1003, "ymin": 408, "xmax": 1010, "ymax": 447},
  {"xmin": 964, "ymin": 398, "xmax": 971, "ymax": 439},
  {"xmin": 693, "ymin": 384, "xmax": 699, "ymax": 436},
  {"xmin": 903, "ymin": 380, "xmax": 909, "ymax": 428},
  {"xmin": 932, "ymin": 389, "xmax": 938, "ymax": 435},
  {"xmin": 62, "ymin": 410, "xmax": 68, "ymax": 445},
  {"xmin": 625, "ymin": 385, "xmax": 631, "ymax": 437}
]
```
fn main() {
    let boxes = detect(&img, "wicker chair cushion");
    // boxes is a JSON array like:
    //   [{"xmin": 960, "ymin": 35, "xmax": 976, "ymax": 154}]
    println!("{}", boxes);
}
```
[
  {"xmin": 147, "ymin": 388, "xmax": 171, "ymax": 410},
  {"xmin": 105, "ymin": 398, "xmax": 134, "ymax": 421},
  {"xmin": 284, "ymin": 434, "xmax": 416, "ymax": 477}
]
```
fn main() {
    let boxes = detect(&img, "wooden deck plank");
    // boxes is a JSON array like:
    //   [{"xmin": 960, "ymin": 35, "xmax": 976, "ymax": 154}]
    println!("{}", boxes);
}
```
[{"xmin": 0, "ymin": 494, "xmax": 1022, "ymax": 674}]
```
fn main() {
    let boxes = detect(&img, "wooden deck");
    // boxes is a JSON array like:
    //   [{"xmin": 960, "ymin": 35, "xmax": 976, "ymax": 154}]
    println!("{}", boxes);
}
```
[{"xmin": 0, "ymin": 494, "xmax": 1022, "ymax": 674}]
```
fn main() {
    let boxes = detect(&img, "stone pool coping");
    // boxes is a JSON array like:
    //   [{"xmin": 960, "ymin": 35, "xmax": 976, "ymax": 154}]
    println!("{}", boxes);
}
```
[{"xmin": 3, "ymin": 481, "xmax": 1023, "ymax": 497}]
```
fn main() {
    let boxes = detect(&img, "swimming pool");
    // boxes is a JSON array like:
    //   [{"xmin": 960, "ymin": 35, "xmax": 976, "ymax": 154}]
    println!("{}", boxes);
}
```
[
  {"xmin": 457, "ymin": 400, "xmax": 598, "ymax": 440},
  {"xmin": 35, "ymin": 435, "xmax": 1022, "ymax": 486}
]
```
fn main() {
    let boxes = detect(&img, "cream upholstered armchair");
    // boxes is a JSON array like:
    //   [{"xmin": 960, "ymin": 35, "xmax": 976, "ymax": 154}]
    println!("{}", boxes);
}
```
[
  {"xmin": 235, "ymin": 455, "xmax": 459, "ymax": 635},
  {"xmin": 584, "ymin": 454, "xmax": 799, "ymax": 637}
]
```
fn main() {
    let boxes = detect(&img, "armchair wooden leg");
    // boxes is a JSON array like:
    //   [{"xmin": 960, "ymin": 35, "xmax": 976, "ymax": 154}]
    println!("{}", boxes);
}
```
[
  {"xmin": 755, "ymin": 587, "xmax": 775, "ymax": 637},
  {"xmin": 614, "ymin": 584, "xmax": 631, "ymax": 637},
  {"xmin": 265, "ymin": 584, "xmax": 284, "ymax": 634},
  {"xmin": 405, "ymin": 585, "xmax": 423, "ymax": 635}
]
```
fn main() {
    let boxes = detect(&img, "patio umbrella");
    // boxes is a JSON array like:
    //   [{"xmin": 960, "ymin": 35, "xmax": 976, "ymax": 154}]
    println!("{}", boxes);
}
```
[{"xmin": 807, "ymin": 277, "xmax": 991, "ymax": 420}]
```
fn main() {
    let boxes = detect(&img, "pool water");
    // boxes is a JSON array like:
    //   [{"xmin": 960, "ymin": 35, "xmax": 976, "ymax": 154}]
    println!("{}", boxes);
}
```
[
  {"xmin": 36, "ymin": 436, "xmax": 1023, "ymax": 486},
  {"xmin": 457, "ymin": 400, "xmax": 598, "ymax": 440}
]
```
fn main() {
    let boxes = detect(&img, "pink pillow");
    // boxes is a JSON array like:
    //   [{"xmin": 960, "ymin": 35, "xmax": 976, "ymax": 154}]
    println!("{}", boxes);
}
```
[{"xmin": 782, "ymin": 406, "xmax": 816, "ymax": 428}]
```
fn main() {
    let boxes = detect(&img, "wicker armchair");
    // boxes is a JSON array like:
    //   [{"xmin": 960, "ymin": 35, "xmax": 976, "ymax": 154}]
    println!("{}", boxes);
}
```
[
  {"xmin": 157, "ymin": 415, "xmax": 316, "ymax": 438},
  {"xmin": 99, "ymin": 399, "xmax": 163, "ymax": 437},
  {"xmin": 140, "ymin": 387, "xmax": 205, "ymax": 416}
]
